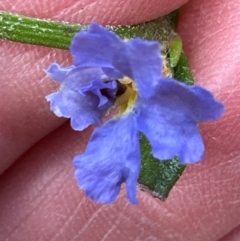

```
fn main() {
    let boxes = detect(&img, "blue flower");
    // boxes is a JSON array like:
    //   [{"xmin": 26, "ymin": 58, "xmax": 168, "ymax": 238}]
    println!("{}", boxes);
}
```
[{"xmin": 46, "ymin": 23, "xmax": 224, "ymax": 204}]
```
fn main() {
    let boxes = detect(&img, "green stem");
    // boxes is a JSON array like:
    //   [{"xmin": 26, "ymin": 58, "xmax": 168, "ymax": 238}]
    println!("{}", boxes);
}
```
[
  {"xmin": 1, "ymin": 11, "xmax": 81, "ymax": 49},
  {"xmin": 1, "ymin": 11, "xmax": 176, "ymax": 49}
]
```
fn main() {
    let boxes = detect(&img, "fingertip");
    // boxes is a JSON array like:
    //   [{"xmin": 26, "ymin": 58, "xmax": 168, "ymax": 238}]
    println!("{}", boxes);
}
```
[{"xmin": 2, "ymin": 0, "xmax": 189, "ymax": 25}]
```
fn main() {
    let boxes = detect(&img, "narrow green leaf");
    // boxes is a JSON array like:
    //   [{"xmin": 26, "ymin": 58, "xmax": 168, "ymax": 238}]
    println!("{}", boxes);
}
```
[
  {"xmin": 174, "ymin": 52, "xmax": 195, "ymax": 85},
  {"xmin": 139, "ymin": 134, "xmax": 186, "ymax": 200}
]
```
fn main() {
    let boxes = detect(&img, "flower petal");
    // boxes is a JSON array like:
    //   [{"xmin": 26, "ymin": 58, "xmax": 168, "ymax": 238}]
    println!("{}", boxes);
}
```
[
  {"xmin": 60, "ymin": 67, "xmax": 109, "ymax": 91},
  {"xmin": 46, "ymin": 63, "xmax": 75, "ymax": 83},
  {"xmin": 46, "ymin": 88, "xmax": 105, "ymax": 131},
  {"xmin": 101, "ymin": 67, "xmax": 124, "ymax": 79},
  {"xmin": 114, "ymin": 38, "xmax": 162, "ymax": 99},
  {"xmin": 80, "ymin": 79, "xmax": 117, "ymax": 110},
  {"xmin": 71, "ymin": 23, "xmax": 124, "ymax": 68},
  {"xmin": 74, "ymin": 114, "xmax": 140, "ymax": 204},
  {"xmin": 190, "ymin": 85, "xmax": 225, "ymax": 121},
  {"xmin": 138, "ymin": 115, "xmax": 204, "ymax": 164},
  {"xmin": 136, "ymin": 77, "xmax": 224, "ymax": 164}
]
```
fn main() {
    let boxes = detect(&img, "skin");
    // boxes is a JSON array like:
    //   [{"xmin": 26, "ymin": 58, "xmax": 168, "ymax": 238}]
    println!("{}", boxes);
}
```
[{"xmin": 0, "ymin": 0, "xmax": 239, "ymax": 240}]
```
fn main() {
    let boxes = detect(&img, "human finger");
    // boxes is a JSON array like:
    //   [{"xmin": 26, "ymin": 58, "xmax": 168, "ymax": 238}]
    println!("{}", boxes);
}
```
[
  {"xmin": 218, "ymin": 225, "xmax": 240, "ymax": 241},
  {"xmin": 1, "ymin": 1, "xmax": 240, "ymax": 239}
]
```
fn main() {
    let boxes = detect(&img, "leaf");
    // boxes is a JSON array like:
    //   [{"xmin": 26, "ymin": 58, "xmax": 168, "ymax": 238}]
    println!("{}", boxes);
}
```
[
  {"xmin": 174, "ymin": 51, "xmax": 195, "ymax": 85},
  {"xmin": 139, "ymin": 134, "xmax": 186, "ymax": 200}
]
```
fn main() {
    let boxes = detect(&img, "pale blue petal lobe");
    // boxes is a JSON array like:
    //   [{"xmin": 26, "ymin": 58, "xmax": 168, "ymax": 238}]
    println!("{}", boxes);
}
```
[
  {"xmin": 190, "ymin": 85, "xmax": 225, "ymax": 121},
  {"xmin": 80, "ymin": 79, "xmax": 117, "ymax": 110},
  {"xmin": 113, "ymin": 38, "xmax": 162, "ymax": 99},
  {"xmin": 71, "ymin": 23, "xmax": 123, "ymax": 68},
  {"xmin": 46, "ymin": 63, "xmax": 75, "ymax": 83},
  {"xmin": 136, "ymin": 78, "xmax": 224, "ymax": 164},
  {"xmin": 74, "ymin": 114, "xmax": 140, "ymax": 204},
  {"xmin": 46, "ymin": 88, "xmax": 104, "ymax": 131},
  {"xmin": 101, "ymin": 67, "xmax": 124, "ymax": 79},
  {"xmin": 153, "ymin": 78, "xmax": 224, "ymax": 122},
  {"xmin": 60, "ymin": 67, "xmax": 107, "ymax": 91}
]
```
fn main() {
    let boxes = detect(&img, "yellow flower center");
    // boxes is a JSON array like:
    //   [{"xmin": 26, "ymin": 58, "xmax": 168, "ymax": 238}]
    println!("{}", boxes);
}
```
[{"xmin": 114, "ymin": 77, "xmax": 138, "ymax": 115}]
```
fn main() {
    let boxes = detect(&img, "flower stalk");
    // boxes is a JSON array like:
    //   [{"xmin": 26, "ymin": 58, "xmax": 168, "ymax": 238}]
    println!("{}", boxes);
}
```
[{"xmin": 1, "ymin": 11, "xmax": 177, "ymax": 49}]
